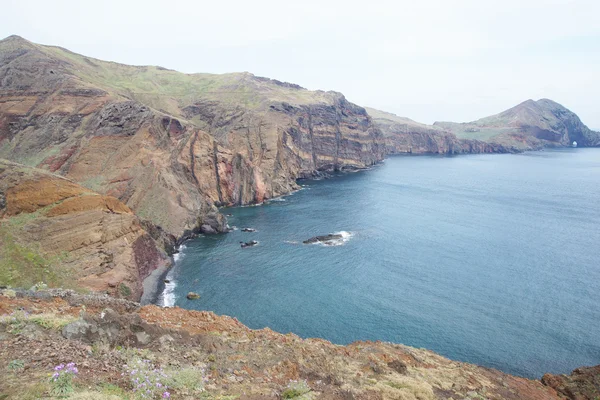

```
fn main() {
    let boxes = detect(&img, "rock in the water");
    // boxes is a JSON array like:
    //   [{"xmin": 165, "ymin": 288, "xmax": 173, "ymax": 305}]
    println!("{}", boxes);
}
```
[
  {"xmin": 187, "ymin": 292, "xmax": 200, "ymax": 300},
  {"xmin": 303, "ymin": 234, "xmax": 343, "ymax": 244},
  {"xmin": 240, "ymin": 240, "xmax": 258, "ymax": 248},
  {"xmin": 241, "ymin": 228, "xmax": 256, "ymax": 232}
]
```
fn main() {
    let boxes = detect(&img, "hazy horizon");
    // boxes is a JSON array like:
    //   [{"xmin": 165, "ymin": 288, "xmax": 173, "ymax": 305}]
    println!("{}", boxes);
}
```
[{"xmin": 3, "ymin": 0, "xmax": 598, "ymax": 128}]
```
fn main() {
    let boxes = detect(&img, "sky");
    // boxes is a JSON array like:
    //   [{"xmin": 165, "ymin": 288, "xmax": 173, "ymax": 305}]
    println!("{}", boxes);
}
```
[{"xmin": 2, "ymin": 0, "xmax": 599, "ymax": 128}]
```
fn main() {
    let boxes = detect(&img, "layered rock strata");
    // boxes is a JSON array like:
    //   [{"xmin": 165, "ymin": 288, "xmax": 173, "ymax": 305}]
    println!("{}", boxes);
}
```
[{"xmin": 0, "ymin": 160, "xmax": 168, "ymax": 300}]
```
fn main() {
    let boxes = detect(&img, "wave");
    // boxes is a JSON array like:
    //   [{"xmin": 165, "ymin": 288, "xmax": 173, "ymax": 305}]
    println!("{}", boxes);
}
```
[
  {"xmin": 327, "ymin": 231, "xmax": 354, "ymax": 246},
  {"xmin": 161, "ymin": 244, "xmax": 188, "ymax": 307},
  {"xmin": 172, "ymin": 244, "xmax": 186, "ymax": 263},
  {"xmin": 161, "ymin": 272, "xmax": 177, "ymax": 307},
  {"xmin": 309, "ymin": 231, "xmax": 354, "ymax": 247}
]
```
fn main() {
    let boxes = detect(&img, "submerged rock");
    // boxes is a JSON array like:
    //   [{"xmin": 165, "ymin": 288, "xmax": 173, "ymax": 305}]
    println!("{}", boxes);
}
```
[
  {"xmin": 186, "ymin": 292, "xmax": 200, "ymax": 300},
  {"xmin": 303, "ymin": 234, "xmax": 343, "ymax": 245},
  {"xmin": 241, "ymin": 228, "xmax": 256, "ymax": 232},
  {"xmin": 240, "ymin": 240, "xmax": 258, "ymax": 248}
]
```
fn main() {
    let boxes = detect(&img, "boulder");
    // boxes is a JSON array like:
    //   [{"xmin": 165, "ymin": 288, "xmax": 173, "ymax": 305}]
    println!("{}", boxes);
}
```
[
  {"xmin": 62, "ymin": 320, "xmax": 92, "ymax": 341},
  {"xmin": 187, "ymin": 292, "xmax": 200, "ymax": 300}
]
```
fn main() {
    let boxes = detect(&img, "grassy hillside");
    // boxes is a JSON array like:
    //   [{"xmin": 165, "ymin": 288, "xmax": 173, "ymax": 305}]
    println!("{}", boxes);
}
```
[{"xmin": 29, "ymin": 39, "xmax": 333, "ymax": 120}]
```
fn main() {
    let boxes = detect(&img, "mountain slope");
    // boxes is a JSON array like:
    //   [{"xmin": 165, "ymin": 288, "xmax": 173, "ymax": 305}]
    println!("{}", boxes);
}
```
[
  {"xmin": 0, "ymin": 35, "xmax": 385, "ymax": 238},
  {"xmin": 434, "ymin": 99, "xmax": 600, "ymax": 149},
  {"xmin": 0, "ymin": 159, "xmax": 169, "ymax": 300}
]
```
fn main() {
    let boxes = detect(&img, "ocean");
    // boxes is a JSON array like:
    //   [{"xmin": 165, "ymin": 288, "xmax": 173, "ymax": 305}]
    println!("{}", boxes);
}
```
[{"xmin": 159, "ymin": 148, "xmax": 600, "ymax": 378}]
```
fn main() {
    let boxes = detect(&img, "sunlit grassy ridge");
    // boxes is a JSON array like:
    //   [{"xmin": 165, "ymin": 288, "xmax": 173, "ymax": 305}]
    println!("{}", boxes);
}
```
[
  {"xmin": 37, "ymin": 43, "xmax": 333, "ymax": 119},
  {"xmin": 365, "ymin": 107, "xmax": 444, "ymax": 132}
]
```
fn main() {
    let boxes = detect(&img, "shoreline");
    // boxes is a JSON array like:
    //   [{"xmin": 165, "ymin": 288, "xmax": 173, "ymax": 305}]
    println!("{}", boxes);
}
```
[{"xmin": 140, "ymin": 261, "xmax": 172, "ymax": 306}]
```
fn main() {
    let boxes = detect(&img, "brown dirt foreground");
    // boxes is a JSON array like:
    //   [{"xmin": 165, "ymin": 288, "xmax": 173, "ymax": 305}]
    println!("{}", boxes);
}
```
[{"xmin": 0, "ymin": 290, "xmax": 597, "ymax": 400}]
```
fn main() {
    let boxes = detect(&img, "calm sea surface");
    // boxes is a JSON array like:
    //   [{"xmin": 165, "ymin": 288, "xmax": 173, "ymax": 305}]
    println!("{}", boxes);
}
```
[{"xmin": 161, "ymin": 149, "xmax": 600, "ymax": 378}]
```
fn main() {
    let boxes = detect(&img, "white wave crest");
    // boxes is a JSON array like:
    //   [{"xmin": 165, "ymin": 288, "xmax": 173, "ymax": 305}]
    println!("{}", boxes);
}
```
[
  {"xmin": 312, "ymin": 231, "xmax": 354, "ymax": 247},
  {"xmin": 162, "ymin": 243, "xmax": 188, "ymax": 307},
  {"xmin": 161, "ymin": 274, "xmax": 176, "ymax": 307},
  {"xmin": 172, "ymin": 244, "xmax": 186, "ymax": 263}
]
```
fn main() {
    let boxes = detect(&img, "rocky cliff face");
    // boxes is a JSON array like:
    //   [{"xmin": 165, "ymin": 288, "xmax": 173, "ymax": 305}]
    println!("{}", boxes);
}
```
[
  {"xmin": 0, "ymin": 160, "xmax": 169, "ymax": 300},
  {"xmin": 365, "ymin": 107, "xmax": 516, "ymax": 154},
  {"xmin": 0, "ymin": 35, "xmax": 384, "ymax": 239},
  {"xmin": 4, "ymin": 290, "xmax": 598, "ymax": 400}
]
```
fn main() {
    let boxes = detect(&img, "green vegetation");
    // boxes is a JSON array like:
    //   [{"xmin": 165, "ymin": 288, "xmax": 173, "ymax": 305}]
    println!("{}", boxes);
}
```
[
  {"xmin": 282, "ymin": 380, "xmax": 312, "ymax": 400},
  {"xmin": 50, "ymin": 363, "xmax": 78, "ymax": 398},
  {"xmin": 33, "ymin": 42, "xmax": 330, "ymax": 122},
  {"xmin": 0, "ymin": 208, "xmax": 80, "ymax": 290},
  {"xmin": 119, "ymin": 283, "xmax": 132, "ymax": 297},
  {"xmin": 7, "ymin": 359, "xmax": 25, "ymax": 372},
  {"xmin": 385, "ymin": 381, "xmax": 410, "ymax": 390},
  {"xmin": 0, "ymin": 310, "xmax": 77, "ymax": 334},
  {"xmin": 0, "ymin": 227, "xmax": 71, "ymax": 289},
  {"xmin": 80, "ymin": 175, "xmax": 107, "ymax": 192},
  {"xmin": 164, "ymin": 367, "xmax": 205, "ymax": 395}
]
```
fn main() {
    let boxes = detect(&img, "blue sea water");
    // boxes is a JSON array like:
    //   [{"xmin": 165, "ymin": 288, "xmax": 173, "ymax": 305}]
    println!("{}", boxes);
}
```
[{"xmin": 161, "ymin": 149, "xmax": 600, "ymax": 378}]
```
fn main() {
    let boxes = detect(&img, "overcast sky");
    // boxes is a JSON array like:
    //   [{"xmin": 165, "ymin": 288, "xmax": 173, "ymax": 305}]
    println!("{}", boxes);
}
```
[{"xmin": 2, "ymin": 0, "xmax": 599, "ymax": 128}]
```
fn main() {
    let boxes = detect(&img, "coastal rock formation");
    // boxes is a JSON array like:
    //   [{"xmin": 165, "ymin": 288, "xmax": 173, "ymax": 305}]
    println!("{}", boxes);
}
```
[
  {"xmin": 0, "ymin": 35, "xmax": 384, "ymax": 240},
  {"xmin": 434, "ymin": 99, "xmax": 600, "ymax": 150},
  {"xmin": 0, "ymin": 160, "xmax": 168, "ymax": 300},
  {"xmin": 542, "ymin": 366, "xmax": 600, "ymax": 399},
  {"xmin": 3, "ymin": 289, "xmax": 598, "ymax": 399},
  {"xmin": 367, "ymin": 100, "xmax": 600, "ymax": 154},
  {"xmin": 303, "ymin": 234, "xmax": 344, "ymax": 245},
  {"xmin": 366, "ymin": 107, "xmax": 516, "ymax": 154}
]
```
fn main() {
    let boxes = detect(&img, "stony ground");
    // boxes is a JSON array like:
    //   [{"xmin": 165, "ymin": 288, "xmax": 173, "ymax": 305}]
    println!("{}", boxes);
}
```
[{"xmin": 0, "ymin": 290, "xmax": 598, "ymax": 400}]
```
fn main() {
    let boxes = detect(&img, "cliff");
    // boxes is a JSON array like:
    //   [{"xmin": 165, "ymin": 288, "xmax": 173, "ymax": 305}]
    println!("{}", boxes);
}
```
[
  {"xmin": 0, "ymin": 35, "xmax": 385, "ymax": 240},
  {"xmin": 365, "ymin": 107, "xmax": 515, "ymax": 154},
  {"xmin": 2, "ymin": 289, "xmax": 598, "ymax": 400},
  {"xmin": 0, "ymin": 160, "xmax": 169, "ymax": 301}
]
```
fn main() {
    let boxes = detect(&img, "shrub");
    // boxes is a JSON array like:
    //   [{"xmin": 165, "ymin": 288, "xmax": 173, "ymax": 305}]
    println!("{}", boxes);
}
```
[
  {"xmin": 164, "ymin": 367, "xmax": 206, "ymax": 395},
  {"xmin": 123, "ymin": 358, "xmax": 170, "ymax": 399},
  {"xmin": 0, "ymin": 310, "xmax": 77, "ymax": 333},
  {"xmin": 50, "ymin": 362, "xmax": 78, "ymax": 398},
  {"xmin": 7, "ymin": 359, "xmax": 24, "ymax": 372},
  {"xmin": 119, "ymin": 283, "xmax": 132, "ymax": 297},
  {"xmin": 282, "ymin": 380, "xmax": 312, "ymax": 399}
]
